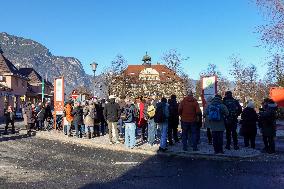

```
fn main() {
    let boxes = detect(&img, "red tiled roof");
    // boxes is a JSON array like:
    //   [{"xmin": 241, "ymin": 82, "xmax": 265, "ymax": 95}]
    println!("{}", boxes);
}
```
[{"xmin": 124, "ymin": 64, "xmax": 182, "ymax": 81}]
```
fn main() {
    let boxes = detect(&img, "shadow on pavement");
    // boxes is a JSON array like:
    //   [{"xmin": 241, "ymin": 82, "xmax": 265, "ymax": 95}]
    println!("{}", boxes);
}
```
[{"xmin": 0, "ymin": 130, "xmax": 36, "ymax": 142}]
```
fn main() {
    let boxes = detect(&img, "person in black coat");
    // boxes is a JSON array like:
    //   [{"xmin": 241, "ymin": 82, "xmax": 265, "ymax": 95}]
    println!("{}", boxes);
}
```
[
  {"xmin": 240, "ymin": 101, "xmax": 258, "ymax": 149},
  {"xmin": 36, "ymin": 104, "xmax": 46, "ymax": 131},
  {"xmin": 168, "ymin": 95, "xmax": 180, "ymax": 145},
  {"xmin": 72, "ymin": 101, "xmax": 84, "ymax": 138},
  {"xmin": 103, "ymin": 96, "xmax": 121, "ymax": 144},
  {"xmin": 4, "ymin": 105, "xmax": 15, "ymax": 134},
  {"xmin": 259, "ymin": 98, "xmax": 278, "ymax": 154}
]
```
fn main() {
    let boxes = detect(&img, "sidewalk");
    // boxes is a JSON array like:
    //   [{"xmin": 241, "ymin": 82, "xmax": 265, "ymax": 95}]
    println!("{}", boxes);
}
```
[{"xmin": 2, "ymin": 121, "xmax": 284, "ymax": 160}]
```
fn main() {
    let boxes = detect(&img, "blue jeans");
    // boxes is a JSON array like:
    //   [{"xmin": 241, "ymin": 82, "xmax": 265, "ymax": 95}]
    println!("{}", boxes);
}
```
[
  {"xmin": 85, "ymin": 125, "xmax": 94, "ymax": 133},
  {"xmin": 181, "ymin": 121, "xmax": 198, "ymax": 150},
  {"xmin": 118, "ymin": 118, "xmax": 124, "ymax": 135},
  {"xmin": 148, "ymin": 119, "xmax": 156, "ymax": 145},
  {"xmin": 74, "ymin": 123, "xmax": 82, "ymax": 137},
  {"xmin": 159, "ymin": 122, "xmax": 168, "ymax": 149},
  {"xmin": 124, "ymin": 122, "xmax": 136, "ymax": 148},
  {"xmin": 38, "ymin": 120, "xmax": 44, "ymax": 130}
]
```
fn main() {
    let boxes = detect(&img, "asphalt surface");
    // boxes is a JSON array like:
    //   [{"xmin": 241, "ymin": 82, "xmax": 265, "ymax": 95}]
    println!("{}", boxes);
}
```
[{"xmin": 1, "ymin": 134, "xmax": 284, "ymax": 189}]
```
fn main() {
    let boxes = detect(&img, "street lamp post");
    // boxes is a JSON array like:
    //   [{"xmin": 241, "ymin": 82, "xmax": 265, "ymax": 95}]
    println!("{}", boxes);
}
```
[{"xmin": 90, "ymin": 62, "xmax": 98, "ymax": 99}]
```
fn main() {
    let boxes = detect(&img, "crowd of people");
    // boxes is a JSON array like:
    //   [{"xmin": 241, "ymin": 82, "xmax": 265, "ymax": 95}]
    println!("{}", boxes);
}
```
[
  {"xmin": 1, "ymin": 90, "xmax": 279, "ymax": 155},
  {"xmin": 1, "ymin": 101, "xmax": 53, "ymax": 136}
]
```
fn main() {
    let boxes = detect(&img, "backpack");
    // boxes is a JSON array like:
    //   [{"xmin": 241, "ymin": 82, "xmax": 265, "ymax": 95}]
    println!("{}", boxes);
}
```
[
  {"xmin": 208, "ymin": 104, "xmax": 221, "ymax": 121},
  {"xmin": 154, "ymin": 103, "xmax": 165, "ymax": 123},
  {"xmin": 224, "ymin": 99, "xmax": 240, "ymax": 119},
  {"xmin": 134, "ymin": 105, "xmax": 139, "ymax": 118},
  {"xmin": 123, "ymin": 106, "xmax": 135, "ymax": 122},
  {"xmin": 147, "ymin": 105, "xmax": 156, "ymax": 119}
]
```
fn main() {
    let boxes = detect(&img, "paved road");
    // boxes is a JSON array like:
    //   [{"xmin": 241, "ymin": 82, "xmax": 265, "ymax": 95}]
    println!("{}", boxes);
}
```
[{"xmin": 1, "ymin": 135, "xmax": 284, "ymax": 189}]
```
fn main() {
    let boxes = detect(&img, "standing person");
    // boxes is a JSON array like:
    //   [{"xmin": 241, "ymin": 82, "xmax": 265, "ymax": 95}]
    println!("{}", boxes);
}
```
[
  {"xmin": 205, "ymin": 95, "xmax": 229, "ymax": 154},
  {"xmin": 72, "ymin": 101, "xmax": 84, "ymax": 138},
  {"xmin": 137, "ymin": 97, "xmax": 147, "ymax": 141},
  {"xmin": 259, "ymin": 99, "xmax": 278, "ymax": 154},
  {"xmin": 25, "ymin": 102, "xmax": 35, "ymax": 136},
  {"xmin": 44, "ymin": 102, "xmax": 53, "ymax": 130},
  {"xmin": 123, "ymin": 99, "xmax": 137, "ymax": 149},
  {"xmin": 36, "ymin": 104, "xmax": 45, "ymax": 131},
  {"xmin": 64, "ymin": 100, "xmax": 73, "ymax": 136},
  {"xmin": 204, "ymin": 96, "xmax": 213, "ymax": 145},
  {"xmin": 23, "ymin": 103, "xmax": 28, "ymax": 130},
  {"xmin": 93, "ymin": 102, "xmax": 101, "ymax": 137},
  {"xmin": 146, "ymin": 98, "xmax": 156, "ymax": 146},
  {"xmin": 179, "ymin": 91, "xmax": 201, "ymax": 151},
  {"xmin": 168, "ymin": 95, "xmax": 180, "ymax": 145},
  {"xmin": 84, "ymin": 101, "xmax": 94, "ymax": 139},
  {"xmin": 103, "ymin": 95, "xmax": 121, "ymax": 144},
  {"xmin": 223, "ymin": 91, "xmax": 242, "ymax": 150},
  {"xmin": 118, "ymin": 96, "xmax": 126, "ymax": 138},
  {"xmin": 155, "ymin": 97, "xmax": 169, "ymax": 152},
  {"xmin": 98, "ymin": 99, "xmax": 107, "ymax": 136},
  {"xmin": 240, "ymin": 101, "xmax": 258, "ymax": 149},
  {"xmin": 4, "ymin": 105, "xmax": 15, "ymax": 134}
]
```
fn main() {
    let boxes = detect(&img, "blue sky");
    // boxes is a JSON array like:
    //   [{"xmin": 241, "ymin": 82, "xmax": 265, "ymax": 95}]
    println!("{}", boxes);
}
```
[{"xmin": 0, "ymin": 0, "xmax": 269, "ymax": 79}]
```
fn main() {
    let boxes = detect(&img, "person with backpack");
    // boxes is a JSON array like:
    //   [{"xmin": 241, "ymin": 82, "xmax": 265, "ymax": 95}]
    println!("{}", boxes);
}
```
[
  {"xmin": 146, "ymin": 98, "xmax": 157, "ymax": 146},
  {"xmin": 205, "ymin": 95, "xmax": 229, "ymax": 154},
  {"xmin": 204, "ymin": 96, "xmax": 213, "ymax": 145},
  {"xmin": 122, "ymin": 98, "xmax": 137, "ymax": 149},
  {"xmin": 155, "ymin": 97, "xmax": 169, "ymax": 152},
  {"xmin": 178, "ymin": 91, "xmax": 201, "ymax": 151},
  {"xmin": 223, "ymin": 91, "xmax": 242, "ymax": 150},
  {"xmin": 168, "ymin": 95, "xmax": 180, "ymax": 145},
  {"xmin": 103, "ymin": 95, "xmax": 121, "ymax": 144},
  {"xmin": 259, "ymin": 98, "xmax": 278, "ymax": 154}
]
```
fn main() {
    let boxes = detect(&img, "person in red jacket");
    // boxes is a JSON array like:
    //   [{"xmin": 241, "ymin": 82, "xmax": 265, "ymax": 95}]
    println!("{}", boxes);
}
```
[
  {"xmin": 136, "ymin": 97, "xmax": 147, "ymax": 141},
  {"xmin": 178, "ymin": 91, "xmax": 201, "ymax": 151}
]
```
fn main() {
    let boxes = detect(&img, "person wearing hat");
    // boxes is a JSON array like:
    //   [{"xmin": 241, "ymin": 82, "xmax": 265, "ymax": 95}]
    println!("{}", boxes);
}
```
[
  {"xmin": 103, "ymin": 95, "xmax": 121, "ymax": 144},
  {"xmin": 240, "ymin": 100, "xmax": 258, "ymax": 149}
]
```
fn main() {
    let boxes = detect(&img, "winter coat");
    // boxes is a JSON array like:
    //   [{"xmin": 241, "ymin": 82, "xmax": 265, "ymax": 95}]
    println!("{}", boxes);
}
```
[
  {"xmin": 36, "ymin": 108, "xmax": 45, "ymax": 121},
  {"xmin": 240, "ymin": 107, "xmax": 258, "ymax": 135},
  {"xmin": 4, "ymin": 110, "xmax": 15, "ymax": 122},
  {"xmin": 25, "ymin": 105, "xmax": 35, "ymax": 124},
  {"xmin": 156, "ymin": 102, "xmax": 170, "ymax": 122},
  {"xmin": 72, "ymin": 106, "xmax": 84, "ymax": 125},
  {"xmin": 97, "ymin": 103, "xmax": 105, "ymax": 122},
  {"xmin": 123, "ymin": 104, "xmax": 136, "ymax": 123},
  {"xmin": 168, "ymin": 99, "xmax": 179, "ymax": 125},
  {"xmin": 103, "ymin": 99, "xmax": 121, "ymax": 122},
  {"xmin": 205, "ymin": 97, "xmax": 229, "ymax": 132},
  {"xmin": 259, "ymin": 103, "xmax": 278, "ymax": 136},
  {"xmin": 178, "ymin": 96, "xmax": 201, "ymax": 123},
  {"xmin": 83, "ymin": 105, "xmax": 95, "ymax": 126},
  {"xmin": 137, "ymin": 102, "xmax": 147, "ymax": 128},
  {"xmin": 223, "ymin": 96, "xmax": 242, "ymax": 123},
  {"xmin": 44, "ymin": 105, "xmax": 53, "ymax": 120},
  {"xmin": 64, "ymin": 104, "xmax": 73, "ymax": 123}
]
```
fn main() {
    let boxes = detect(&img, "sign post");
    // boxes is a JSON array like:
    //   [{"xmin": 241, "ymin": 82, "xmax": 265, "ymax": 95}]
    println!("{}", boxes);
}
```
[
  {"xmin": 201, "ymin": 75, "xmax": 217, "ymax": 109},
  {"xmin": 54, "ymin": 77, "xmax": 64, "ymax": 129},
  {"xmin": 41, "ymin": 78, "xmax": 45, "ymax": 102}
]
